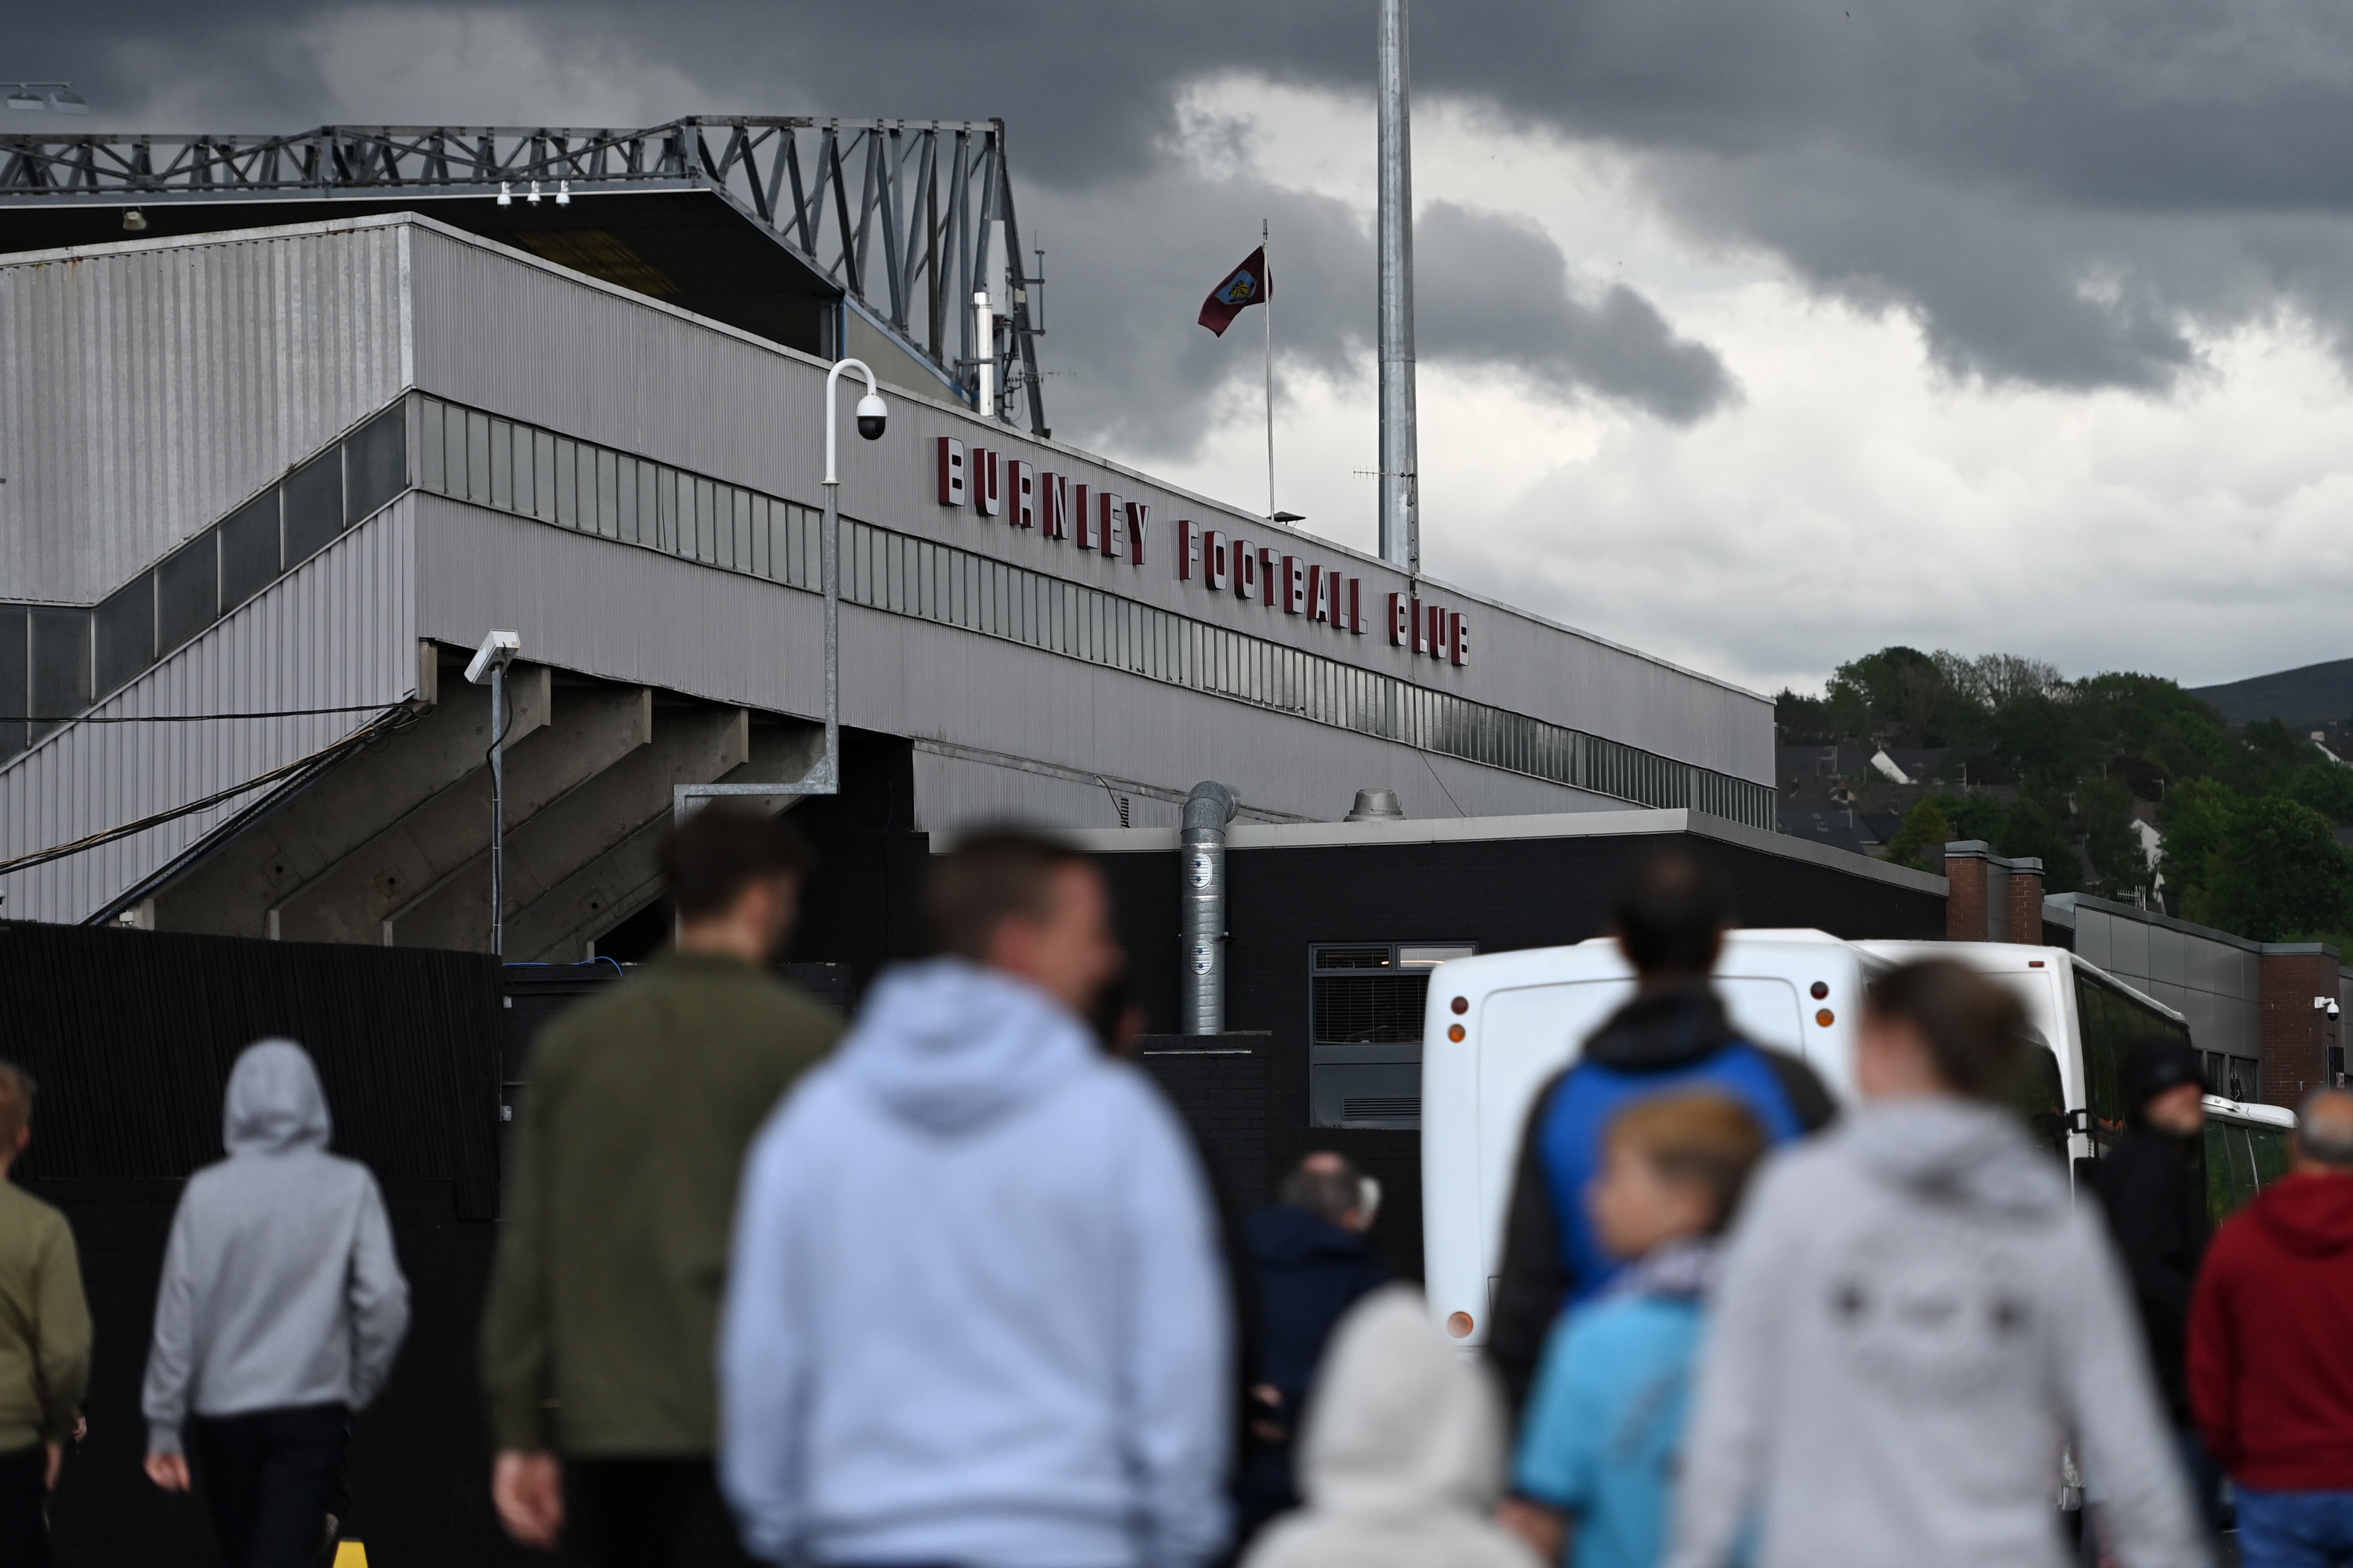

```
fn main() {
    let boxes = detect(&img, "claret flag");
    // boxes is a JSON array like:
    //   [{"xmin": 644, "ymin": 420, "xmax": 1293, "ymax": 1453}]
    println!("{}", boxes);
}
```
[{"xmin": 1197, "ymin": 246, "xmax": 1271, "ymax": 336}]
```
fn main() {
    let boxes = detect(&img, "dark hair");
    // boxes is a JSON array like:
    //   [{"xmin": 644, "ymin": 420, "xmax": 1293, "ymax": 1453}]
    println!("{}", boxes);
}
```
[
  {"xmin": 1605, "ymin": 1091, "xmax": 1768, "ymax": 1235},
  {"xmin": 1611, "ymin": 850, "xmax": 1731, "ymax": 976},
  {"xmin": 928, "ymin": 829, "xmax": 1092, "ymax": 961},
  {"xmin": 659, "ymin": 806, "xmax": 811, "ymax": 922},
  {"xmin": 0, "ymin": 1059, "xmax": 31, "ymax": 1145},
  {"xmin": 1281, "ymin": 1151, "xmax": 1365, "ymax": 1224},
  {"xmin": 2123, "ymin": 1036, "xmax": 2203, "ymax": 1116},
  {"xmin": 1866, "ymin": 959, "xmax": 2027, "ymax": 1101}
]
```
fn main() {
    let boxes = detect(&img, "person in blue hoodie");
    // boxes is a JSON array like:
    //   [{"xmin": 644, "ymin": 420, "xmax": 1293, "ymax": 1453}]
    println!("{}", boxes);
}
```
[
  {"xmin": 1501, "ymin": 1091, "xmax": 1767, "ymax": 1568},
  {"xmin": 1484, "ymin": 851, "xmax": 1835, "ymax": 1415},
  {"xmin": 720, "ymin": 829, "xmax": 1233, "ymax": 1568}
]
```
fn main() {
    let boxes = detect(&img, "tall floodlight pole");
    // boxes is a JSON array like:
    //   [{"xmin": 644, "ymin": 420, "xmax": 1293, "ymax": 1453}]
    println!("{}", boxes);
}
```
[
  {"xmin": 465, "ymin": 629, "xmax": 521, "ymax": 955},
  {"xmin": 1264, "ymin": 218, "xmax": 1277, "ymax": 519},
  {"xmin": 1377, "ymin": 0, "xmax": 1420, "ymax": 574}
]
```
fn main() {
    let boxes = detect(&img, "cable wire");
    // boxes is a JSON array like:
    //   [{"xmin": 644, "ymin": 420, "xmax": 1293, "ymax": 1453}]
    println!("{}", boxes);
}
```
[
  {"xmin": 0, "ymin": 701, "xmax": 413, "ymax": 724},
  {"xmin": 0, "ymin": 707, "xmax": 415, "ymax": 877}
]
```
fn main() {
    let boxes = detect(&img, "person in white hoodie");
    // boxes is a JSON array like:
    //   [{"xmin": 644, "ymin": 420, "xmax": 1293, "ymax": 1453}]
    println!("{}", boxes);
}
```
[
  {"xmin": 1666, "ymin": 960, "xmax": 2205, "ymax": 1568},
  {"xmin": 1241, "ymin": 1286, "xmax": 1538, "ymax": 1568},
  {"xmin": 720, "ymin": 829, "xmax": 1232, "ymax": 1568},
  {"xmin": 142, "ymin": 1039, "xmax": 409, "ymax": 1568}
]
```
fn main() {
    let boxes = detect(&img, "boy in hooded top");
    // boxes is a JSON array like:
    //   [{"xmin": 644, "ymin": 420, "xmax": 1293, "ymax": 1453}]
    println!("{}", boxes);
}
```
[
  {"xmin": 1239, "ymin": 1287, "xmax": 1538, "ymax": 1568},
  {"xmin": 1502, "ymin": 1092, "xmax": 1767, "ymax": 1568},
  {"xmin": 1665, "ymin": 961, "xmax": 2204, "ymax": 1568},
  {"xmin": 142, "ymin": 1039, "xmax": 409, "ymax": 1568},
  {"xmin": 720, "ymin": 829, "xmax": 1231, "ymax": 1568}
]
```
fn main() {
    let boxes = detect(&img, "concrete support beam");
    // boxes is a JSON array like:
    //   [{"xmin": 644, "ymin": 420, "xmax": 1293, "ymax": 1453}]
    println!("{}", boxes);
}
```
[
  {"xmin": 514, "ymin": 719, "xmax": 827, "ymax": 962},
  {"xmin": 386, "ymin": 705, "xmax": 752, "ymax": 953},
  {"xmin": 272, "ymin": 684, "xmax": 652, "ymax": 943},
  {"xmin": 153, "ymin": 668, "xmax": 551, "ymax": 936}
]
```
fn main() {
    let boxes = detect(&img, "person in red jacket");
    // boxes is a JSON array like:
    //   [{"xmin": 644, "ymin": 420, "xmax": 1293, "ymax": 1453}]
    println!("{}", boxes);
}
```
[{"xmin": 2190, "ymin": 1086, "xmax": 2353, "ymax": 1568}]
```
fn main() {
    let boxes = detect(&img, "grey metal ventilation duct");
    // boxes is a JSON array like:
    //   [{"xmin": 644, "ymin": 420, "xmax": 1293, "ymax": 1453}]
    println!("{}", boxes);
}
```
[
  {"xmin": 1345, "ymin": 788, "xmax": 1406, "ymax": 822},
  {"xmin": 1181, "ymin": 780, "xmax": 1238, "ymax": 1034}
]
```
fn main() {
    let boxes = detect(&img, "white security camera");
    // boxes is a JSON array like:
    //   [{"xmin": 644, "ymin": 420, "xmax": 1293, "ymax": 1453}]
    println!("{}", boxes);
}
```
[
  {"xmin": 465, "ymin": 629, "xmax": 521, "ymax": 685},
  {"xmin": 855, "ymin": 392, "xmax": 887, "ymax": 441}
]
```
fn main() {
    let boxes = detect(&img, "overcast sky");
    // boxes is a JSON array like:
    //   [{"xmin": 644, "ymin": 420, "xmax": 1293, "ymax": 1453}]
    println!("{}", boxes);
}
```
[{"xmin": 20, "ymin": 1, "xmax": 2353, "ymax": 696}]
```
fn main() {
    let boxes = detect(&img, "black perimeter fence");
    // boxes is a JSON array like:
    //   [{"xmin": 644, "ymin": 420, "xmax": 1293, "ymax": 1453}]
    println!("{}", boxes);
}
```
[
  {"xmin": 0, "ymin": 920, "xmax": 528, "ymax": 1567},
  {"xmin": 1, "ymin": 924, "xmax": 1377, "ymax": 1565}
]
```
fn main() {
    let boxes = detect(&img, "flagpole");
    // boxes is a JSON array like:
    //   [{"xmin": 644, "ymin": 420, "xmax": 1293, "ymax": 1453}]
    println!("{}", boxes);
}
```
[{"xmin": 1263, "ymin": 218, "xmax": 1275, "ymax": 519}]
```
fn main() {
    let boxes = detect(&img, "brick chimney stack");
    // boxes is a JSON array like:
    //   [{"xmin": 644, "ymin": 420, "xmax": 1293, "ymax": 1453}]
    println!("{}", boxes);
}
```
[{"xmin": 1943, "ymin": 841, "xmax": 2045, "ymax": 944}]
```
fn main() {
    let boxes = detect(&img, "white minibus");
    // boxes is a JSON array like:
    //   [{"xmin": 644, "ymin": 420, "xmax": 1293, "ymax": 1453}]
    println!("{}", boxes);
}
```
[
  {"xmin": 1863, "ymin": 940, "xmax": 2297, "ymax": 1217},
  {"xmin": 1419, "ymin": 930, "xmax": 1890, "ymax": 1348},
  {"xmin": 1422, "ymin": 933, "xmax": 2294, "ymax": 1346}
]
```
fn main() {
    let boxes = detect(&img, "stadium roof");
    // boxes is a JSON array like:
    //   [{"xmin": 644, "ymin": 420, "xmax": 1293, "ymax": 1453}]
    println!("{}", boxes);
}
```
[{"xmin": 0, "ymin": 118, "xmax": 1046, "ymax": 433}]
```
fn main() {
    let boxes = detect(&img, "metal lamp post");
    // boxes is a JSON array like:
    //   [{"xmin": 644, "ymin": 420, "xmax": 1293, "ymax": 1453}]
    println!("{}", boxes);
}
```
[
  {"xmin": 465, "ymin": 629, "xmax": 522, "ymax": 954},
  {"xmin": 672, "ymin": 357, "xmax": 883, "ymax": 820}
]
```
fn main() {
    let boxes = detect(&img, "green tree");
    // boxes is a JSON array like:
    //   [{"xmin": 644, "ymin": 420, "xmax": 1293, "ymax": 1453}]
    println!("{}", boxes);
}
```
[
  {"xmin": 1944, "ymin": 793, "xmax": 2010, "ymax": 844},
  {"xmin": 2001, "ymin": 794, "xmax": 2083, "ymax": 894},
  {"xmin": 1775, "ymin": 688, "xmax": 1843, "ymax": 745},
  {"xmin": 2289, "ymin": 762, "xmax": 2353, "ymax": 825},
  {"xmin": 2207, "ymin": 796, "xmax": 2353, "ymax": 942},
  {"xmin": 1883, "ymin": 797, "xmax": 1953, "ymax": 872},
  {"xmin": 1827, "ymin": 646, "xmax": 1982, "ymax": 748},
  {"xmin": 2159, "ymin": 777, "xmax": 2240, "ymax": 920},
  {"xmin": 2077, "ymin": 776, "xmax": 2147, "ymax": 899}
]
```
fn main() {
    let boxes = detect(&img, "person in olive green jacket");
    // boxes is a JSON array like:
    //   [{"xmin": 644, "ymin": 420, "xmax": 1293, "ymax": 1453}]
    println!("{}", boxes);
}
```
[
  {"xmin": 481, "ymin": 805, "xmax": 841, "ymax": 1566},
  {"xmin": 0, "ymin": 1058, "xmax": 92, "ymax": 1568}
]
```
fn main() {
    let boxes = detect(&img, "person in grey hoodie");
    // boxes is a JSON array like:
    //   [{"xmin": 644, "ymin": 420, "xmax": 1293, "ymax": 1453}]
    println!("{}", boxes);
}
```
[
  {"xmin": 1240, "ymin": 1286, "xmax": 1537, "ymax": 1568},
  {"xmin": 1666, "ymin": 960, "xmax": 2205, "ymax": 1568},
  {"xmin": 720, "ymin": 830, "xmax": 1231, "ymax": 1568},
  {"xmin": 142, "ymin": 1039, "xmax": 410, "ymax": 1568}
]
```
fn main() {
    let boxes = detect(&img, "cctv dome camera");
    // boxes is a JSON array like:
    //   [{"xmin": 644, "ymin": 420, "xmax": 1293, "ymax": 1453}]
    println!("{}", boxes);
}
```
[{"xmin": 855, "ymin": 392, "xmax": 887, "ymax": 441}]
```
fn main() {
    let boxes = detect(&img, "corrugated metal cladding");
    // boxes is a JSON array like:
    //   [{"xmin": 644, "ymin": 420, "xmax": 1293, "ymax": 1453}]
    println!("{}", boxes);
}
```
[
  {"xmin": 0, "ymin": 921, "xmax": 501, "ymax": 1219},
  {"xmin": 398, "ymin": 218, "xmax": 1772, "ymax": 783},
  {"xmin": 0, "ymin": 222, "xmax": 407, "ymax": 602},
  {"xmin": 0, "ymin": 503, "xmax": 419, "ymax": 925},
  {"xmin": 411, "ymin": 494, "xmax": 820, "ymax": 714}
]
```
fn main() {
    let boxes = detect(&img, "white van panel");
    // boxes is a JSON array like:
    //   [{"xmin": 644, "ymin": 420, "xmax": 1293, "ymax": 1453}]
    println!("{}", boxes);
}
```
[{"xmin": 1423, "ymin": 931, "xmax": 1878, "ymax": 1344}]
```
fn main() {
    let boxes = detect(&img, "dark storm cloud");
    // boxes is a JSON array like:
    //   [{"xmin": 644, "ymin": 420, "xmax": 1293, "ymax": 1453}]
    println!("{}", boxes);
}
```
[
  {"xmin": 1415, "ymin": 201, "xmax": 1732, "ymax": 420},
  {"xmin": 23, "ymin": 0, "xmax": 2353, "ymax": 406}
]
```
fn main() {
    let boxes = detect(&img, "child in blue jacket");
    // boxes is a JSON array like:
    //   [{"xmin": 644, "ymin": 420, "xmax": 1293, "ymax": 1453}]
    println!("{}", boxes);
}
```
[{"xmin": 1502, "ymin": 1091, "xmax": 1767, "ymax": 1568}]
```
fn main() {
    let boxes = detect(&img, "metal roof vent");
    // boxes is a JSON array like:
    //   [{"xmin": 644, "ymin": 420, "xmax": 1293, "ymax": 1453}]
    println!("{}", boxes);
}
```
[{"xmin": 1345, "ymin": 788, "xmax": 1406, "ymax": 822}]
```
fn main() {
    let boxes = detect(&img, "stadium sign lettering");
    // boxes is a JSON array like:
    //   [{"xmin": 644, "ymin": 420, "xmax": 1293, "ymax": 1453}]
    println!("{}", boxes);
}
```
[{"xmin": 937, "ymin": 436, "xmax": 1467, "ymax": 667}]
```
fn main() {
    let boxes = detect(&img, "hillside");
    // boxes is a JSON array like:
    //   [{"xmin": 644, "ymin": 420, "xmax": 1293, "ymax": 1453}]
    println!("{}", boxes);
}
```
[{"xmin": 2190, "ymin": 657, "xmax": 2353, "ymax": 729}]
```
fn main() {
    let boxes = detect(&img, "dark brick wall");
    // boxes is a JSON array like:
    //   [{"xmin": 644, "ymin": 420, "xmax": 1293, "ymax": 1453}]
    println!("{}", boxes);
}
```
[
  {"xmin": 1137, "ymin": 1034, "xmax": 1273, "ymax": 1212},
  {"xmin": 2261, "ymin": 951, "xmax": 2344, "ymax": 1108}
]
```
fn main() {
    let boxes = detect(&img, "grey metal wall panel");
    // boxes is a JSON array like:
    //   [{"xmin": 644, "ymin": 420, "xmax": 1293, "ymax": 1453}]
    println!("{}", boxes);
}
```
[
  {"xmin": 2114, "ymin": 918, "xmax": 2152, "ymax": 980},
  {"xmin": 844, "ymin": 602, "xmax": 1625, "ymax": 829},
  {"xmin": 0, "ymin": 504, "xmax": 418, "ymax": 924},
  {"xmin": 409, "ymin": 495, "xmax": 1627, "ymax": 828},
  {"xmin": 411, "ymin": 497, "xmax": 820, "ymax": 714},
  {"xmin": 401, "ymin": 220, "xmax": 1773, "ymax": 782},
  {"xmin": 2076, "ymin": 912, "xmax": 2114, "ymax": 969},
  {"xmin": 0, "ymin": 223, "xmax": 408, "ymax": 603}
]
